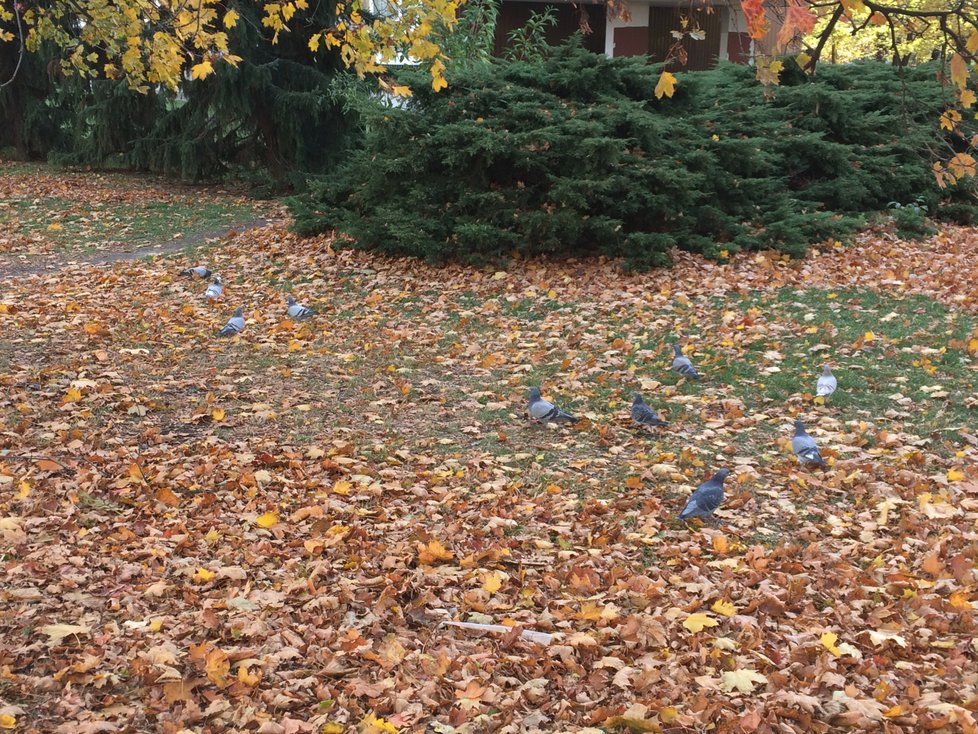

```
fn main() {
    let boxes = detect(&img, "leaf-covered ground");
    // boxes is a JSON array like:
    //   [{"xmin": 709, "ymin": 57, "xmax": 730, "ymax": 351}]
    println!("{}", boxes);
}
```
[{"xmin": 1, "ymin": 172, "xmax": 978, "ymax": 734}]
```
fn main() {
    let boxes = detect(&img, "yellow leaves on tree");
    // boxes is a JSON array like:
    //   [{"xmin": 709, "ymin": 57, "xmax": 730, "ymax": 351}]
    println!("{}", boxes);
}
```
[{"xmin": 0, "ymin": 0, "xmax": 457, "ymax": 94}]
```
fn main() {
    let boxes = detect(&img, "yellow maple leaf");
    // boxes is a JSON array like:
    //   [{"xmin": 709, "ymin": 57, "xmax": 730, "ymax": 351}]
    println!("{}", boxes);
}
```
[
  {"xmin": 237, "ymin": 665, "xmax": 260, "ymax": 685},
  {"xmin": 193, "ymin": 567, "xmax": 216, "ymax": 583},
  {"xmin": 64, "ymin": 387, "xmax": 82, "ymax": 403},
  {"xmin": 211, "ymin": 407, "xmax": 226, "ymax": 421},
  {"xmin": 655, "ymin": 70, "xmax": 677, "ymax": 100},
  {"xmin": 948, "ymin": 468, "xmax": 966, "ymax": 482},
  {"xmin": 191, "ymin": 60, "xmax": 214, "ymax": 80},
  {"xmin": 711, "ymin": 599, "xmax": 737, "ymax": 617},
  {"xmin": 720, "ymin": 669, "xmax": 768, "ymax": 693},
  {"xmin": 255, "ymin": 511, "xmax": 279, "ymax": 528},
  {"xmin": 961, "ymin": 89, "xmax": 977, "ymax": 108},
  {"xmin": 482, "ymin": 570, "xmax": 504, "ymax": 594},
  {"xmin": 47, "ymin": 222, "xmax": 64, "ymax": 231},
  {"xmin": 820, "ymin": 631, "xmax": 842, "ymax": 656},
  {"xmin": 863, "ymin": 330, "xmax": 876, "ymax": 342},
  {"xmin": 0, "ymin": 714, "xmax": 16, "ymax": 730},
  {"xmin": 360, "ymin": 713, "xmax": 398, "ymax": 734},
  {"xmin": 683, "ymin": 612, "xmax": 719, "ymax": 633},
  {"xmin": 224, "ymin": 9, "xmax": 239, "ymax": 28}
]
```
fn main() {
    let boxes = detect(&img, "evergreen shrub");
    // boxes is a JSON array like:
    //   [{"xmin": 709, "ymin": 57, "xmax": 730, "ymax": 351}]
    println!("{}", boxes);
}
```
[{"xmin": 290, "ymin": 44, "xmax": 978, "ymax": 268}]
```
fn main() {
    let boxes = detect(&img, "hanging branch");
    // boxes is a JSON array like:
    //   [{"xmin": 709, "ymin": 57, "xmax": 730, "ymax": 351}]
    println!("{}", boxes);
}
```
[{"xmin": 0, "ymin": 0, "xmax": 25, "ymax": 88}]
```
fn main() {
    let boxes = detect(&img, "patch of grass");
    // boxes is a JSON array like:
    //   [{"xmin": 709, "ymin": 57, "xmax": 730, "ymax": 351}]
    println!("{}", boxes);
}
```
[{"xmin": 0, "ymin": 194, "xmax": 260, "ymax": 255}]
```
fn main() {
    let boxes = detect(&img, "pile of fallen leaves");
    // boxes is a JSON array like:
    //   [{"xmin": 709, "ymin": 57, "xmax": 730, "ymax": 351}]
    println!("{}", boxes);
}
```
[{"xmin": 1, "ymin": 172, "xmax": 978, "ymax": 734}]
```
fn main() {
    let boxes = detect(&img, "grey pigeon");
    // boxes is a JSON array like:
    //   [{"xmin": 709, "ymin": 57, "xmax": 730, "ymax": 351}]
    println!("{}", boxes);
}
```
[
  {"xmin": 792, "ymin": 419, "xmax": 827, "ymax": 468},
  {"xmin": 816, "ymin": 365, "xmax": 837, "ymax": 399},
  {"xmin": 679, "ymin": 468, "xmax": 730, "ymax": 520},
  {"xmin": 286, "ymin": 295, "xmax": 315, "ymax": 320},
  {"xmin": 218, "ymin": 307, "xmax": 245, "ymax": 337},
  {"xmin": 204, "ymin": 276, "xmax": 224, "ymax": 300},
  {"xmin": 671, "ymin": 344, "xmax": 700, "ymax": 380},
  {"xmin": 630, "ymin": 393, "xmax": 668, "ymax": 428},
  {"xmin": 527, "ymin": 387, "xmax": 578, "ymax": 424},
  {"xmin": 180, "ymin": 265, "xmax": 212, "ymax": 279}
]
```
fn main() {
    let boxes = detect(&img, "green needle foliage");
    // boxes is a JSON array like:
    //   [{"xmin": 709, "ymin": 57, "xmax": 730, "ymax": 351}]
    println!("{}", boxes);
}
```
[{"xmin": 291, "ymin": 44, "xmax": 978, "ymax": 269}]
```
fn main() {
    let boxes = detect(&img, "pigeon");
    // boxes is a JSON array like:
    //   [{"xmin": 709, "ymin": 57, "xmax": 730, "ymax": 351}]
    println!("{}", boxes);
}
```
[
  {"xmin": 792, "ymin": 419, "xmax": 827, "ymax": 468},
  {"xmin": 204, "ymin": 276, "xmax": 223, "ymax": 300},
  {"xmin": 816, "ymin": 365, "xmax": 837, "ymax": 399},
  {"xmin": 679, "ymin": 468, "xmax": 730, "ymax": 521},
  {"xmin": 527, "ymin": 387, "xmax": 578, "ymax": 424},
  {"xmin": 630, "ymin": 393, "xmax": 668, "ymax": 428},
  {"xmin": 671, "ymin": 344, "xmax": 700, "ymax": 380},
  {"xmin": 286, "ymin": 295, "xmax": 315, "ymax": 320},
  {"xmin": 180, "ymin": 265, "xmax": 212, "ymax": 279},
  {"xmin": 218, "ymin": 307, "xmax": 245, "ymax": 337}
]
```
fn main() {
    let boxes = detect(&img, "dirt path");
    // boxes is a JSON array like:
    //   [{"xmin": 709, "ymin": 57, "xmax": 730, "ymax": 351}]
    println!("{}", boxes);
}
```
[{"xmin": 0, "ymin": 217, "xmax": 275, "ymax": 279}]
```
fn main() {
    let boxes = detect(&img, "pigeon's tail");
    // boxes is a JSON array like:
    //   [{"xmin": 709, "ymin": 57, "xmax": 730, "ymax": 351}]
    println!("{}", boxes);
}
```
[
  {"xmin": 816, "ymin": 386, "xmax": 834, "ymax": 397},
  {"xmin": 678, "ymin": 498, "xmax": 698, "ymax": 520}
]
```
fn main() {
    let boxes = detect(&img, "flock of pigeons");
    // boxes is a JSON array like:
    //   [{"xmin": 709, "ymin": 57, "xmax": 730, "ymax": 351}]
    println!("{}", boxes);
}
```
[
  {"xmin": 527, "ymin": 345, "xmax": 839, "ymax": 524},
  {"xmin": 179, "ymin": 265, "xmax": 315, "ymax": 335},
  {"xmin": 183, "ymin": 262, "xmax": 840, "ymax": 525}
]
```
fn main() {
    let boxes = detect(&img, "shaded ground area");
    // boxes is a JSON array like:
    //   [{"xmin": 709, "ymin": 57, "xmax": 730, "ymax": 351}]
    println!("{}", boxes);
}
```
[
  {"xmin": 0, "ymin": 171, "xmax": 977, "ymax": 733},
  {"xmin": 0, "ymin": 162, "xmax": 279, "ymax": 274}
]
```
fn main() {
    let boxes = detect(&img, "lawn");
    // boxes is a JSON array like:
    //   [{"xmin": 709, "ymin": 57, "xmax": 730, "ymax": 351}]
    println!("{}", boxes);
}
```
[{"xmin": 0, "ymin": 170, "xmax": 977, "ymax": 733}]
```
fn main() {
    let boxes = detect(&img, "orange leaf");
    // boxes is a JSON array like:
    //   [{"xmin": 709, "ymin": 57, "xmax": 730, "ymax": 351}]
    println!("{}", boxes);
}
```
[
  {"xmin": 951, "ymin": 53, "xmax": 969, "ymax": 90},
  {"xmin": 922, "ymin": 553, "xmax": 943, "ymax": 576},
  {"xmin": 417, "ymin": 539, "xmax": 454, "ymax": 565},
  {"xmin": 205, "ymin": 648, "xmax": 230, "ymax": 686},
  {"xmin": 155, "ymin": 488, "xmax": 181, "ymax": 507}
]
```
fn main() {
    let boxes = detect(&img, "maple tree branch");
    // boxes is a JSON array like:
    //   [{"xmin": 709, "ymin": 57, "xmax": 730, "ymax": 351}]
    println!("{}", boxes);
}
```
[
  {"xmin": 860, "ymin": 0, "xmax": 965, "ymax": 20},
  {"xmin": 806, "ymin": 3, "xmax": 845, "ymax": 69}
]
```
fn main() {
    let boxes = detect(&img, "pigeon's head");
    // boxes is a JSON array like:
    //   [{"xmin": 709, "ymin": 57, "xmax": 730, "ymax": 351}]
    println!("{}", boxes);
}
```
[
  {"xmin": 213, "ymin": 276, "xmax": 223, "ymax": 285},
  {"xmin": 528, "ymin": 387, "xmax": 542, "ymax": 402},
  {"xmin": 632, "ymin": 392, "xmax": 645, "ymax": 405},
  {"xmin": 822, "ymin": 364, "xmax": 833, "ymax": 375},
  {"xmin": 287, "ymin": 295, "xmax": 296, "ymax": 306},
  {"xmin": 794, "ymin": 419, "xmax": 806, "ymax": 433},
  {"xmin": 672, "ymin": 343, "xmax": 683, "ymax": 355},
  {"xmin": 233, "ymin": 307, "xmax": 244, "ymax": 317},
  {"xmin": 713, "ymin": 468, "xmax": 731, "ymax": 483}
]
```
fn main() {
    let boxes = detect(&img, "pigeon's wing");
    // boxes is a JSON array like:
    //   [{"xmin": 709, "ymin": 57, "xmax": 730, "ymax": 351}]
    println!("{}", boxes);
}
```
[
  {"xmin": 792, "ymin": 435, "xmax": 825, "ymax": 465},
  {"xmin": 679, "ymin": 482, "xmax": 723, "ymax": 519},
  {"xmin": 218, "ymin": 317, "xmax": 244, "ymax": 337},
  {"xmin": 529, "ymin": 398, "xmax": 557, "ymax": 421},
  {"xmin": 672, "ymin": 356, "xmax": 700, "ymax": 380},
  {"xmin": 816, "ymin": 375, "xmax": 837, "ymax": 396},
  {"xmin": 550, "ymin": 407, "xmax": 578, "ymax": 424},
  {"xmin": 632, "ymin": 403, "xmax": 666, "ymax": 426}
]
